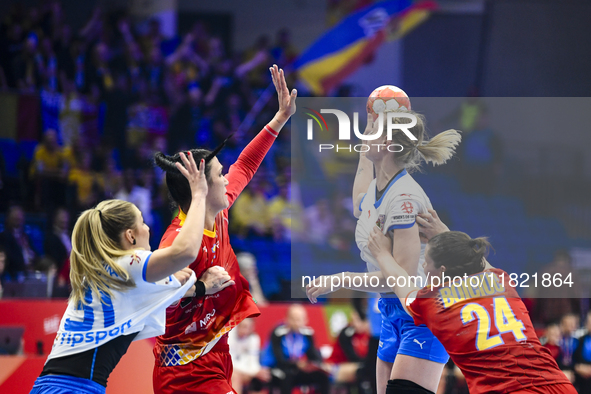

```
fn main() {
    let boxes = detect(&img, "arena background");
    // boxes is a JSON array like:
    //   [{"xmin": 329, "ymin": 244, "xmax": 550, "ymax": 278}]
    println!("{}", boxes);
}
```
[{"xmin": 0, "ymin": 0, "xmax": 590, "ymax": 393}]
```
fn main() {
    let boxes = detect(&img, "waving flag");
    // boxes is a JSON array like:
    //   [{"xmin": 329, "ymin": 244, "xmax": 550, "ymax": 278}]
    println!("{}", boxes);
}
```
[{"xmin": 295, "ymin": 0, "xmax": 437, "ymax": 95}]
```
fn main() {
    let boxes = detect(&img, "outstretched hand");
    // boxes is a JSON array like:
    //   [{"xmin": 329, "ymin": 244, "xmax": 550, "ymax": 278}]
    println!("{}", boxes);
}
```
[{"xmin": 270, "ymin": 64, "xmax": 297, "ymax": 123}]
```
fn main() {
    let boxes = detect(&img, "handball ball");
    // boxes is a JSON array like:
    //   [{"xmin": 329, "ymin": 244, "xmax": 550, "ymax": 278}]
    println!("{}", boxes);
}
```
[{"xmin": 366, "ymin": 85, "xmax": 411, "ymax": 121}]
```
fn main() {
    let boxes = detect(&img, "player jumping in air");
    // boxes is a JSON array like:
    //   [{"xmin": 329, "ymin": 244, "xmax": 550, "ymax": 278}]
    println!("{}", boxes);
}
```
[
  {"xmin": 307, "ymin": 111, "xmax": 461, "ymax": 394},
  {"xmin": 30, "ymin": 153, "xmax": 232, "ymax": 394},
  {"xmin": 367, "ymin": 209, "xmax": 577, "ymax": 394},
  {"xmin": 152, "ymin": 65, "xmax": 297, "ymax": 394}
]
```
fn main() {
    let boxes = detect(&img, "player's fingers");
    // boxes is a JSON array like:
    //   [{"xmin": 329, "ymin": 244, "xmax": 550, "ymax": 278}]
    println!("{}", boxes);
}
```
[
  {"xmin": 175, "ymin": 161, "xmax": 190, "ymax": 178},
  {"xmin": 416, "ymin": 216, "xmax": 428, "ymax": 227},
  {"xmin": 179, "ymin": 152, "xmax": 192, "ymax": 174},
  {"xmin": 219, "ymin": 280, "xmax": 236, "ymax": 290},
  {"xmin": 427, "ymin": 208, "xmax": 439, "ymax": 220},
  {"xmin": 185, "ymin": 151, "xmax": 197, "ymax": 173}
]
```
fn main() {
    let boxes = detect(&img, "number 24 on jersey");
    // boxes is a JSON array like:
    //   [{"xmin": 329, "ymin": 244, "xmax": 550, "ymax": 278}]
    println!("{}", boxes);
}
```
[{"xmin": 461, "ymin": 296, "xmax": 526, "ymax": 351}]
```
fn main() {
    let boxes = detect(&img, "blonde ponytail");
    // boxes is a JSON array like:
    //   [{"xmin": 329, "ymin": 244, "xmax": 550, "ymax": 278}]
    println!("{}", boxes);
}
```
[
  {"xmin": 69, "ymin": 200, "xmax": 138, "ymax": 306},
  {"xmin": 381, "ymin": 109, "xmax": 462, "ymax": 172},
  {"xmin": 416, "ymin": 129, "xmax": 462, "ymax": 166}
]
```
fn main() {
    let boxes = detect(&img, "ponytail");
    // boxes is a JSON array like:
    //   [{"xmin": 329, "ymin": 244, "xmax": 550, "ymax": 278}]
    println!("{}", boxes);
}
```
[
  {"xmin": 69, "ymin": 200, "xmax": 138, "ymax": 306},
  {"xmin": 380, "ymin": 109, "xmax": 462, "ymax": 172},
  {"xmin": 416, "ymin": 129, "xmax": 462, "ymax": 166}
]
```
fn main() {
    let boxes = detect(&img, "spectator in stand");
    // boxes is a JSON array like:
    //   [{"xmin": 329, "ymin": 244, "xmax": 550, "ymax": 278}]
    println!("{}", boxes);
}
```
[
  {"xmin": 534, "ymin": 250, "xmax": 581, "ymax": 325},
  {"xmin": 544, "ymin": 322, "xmax": 575, "ymax": 383},
  {"xmin": 0, "ymin": 205, "xmax": 37, "ymax": 280},
  {"xmin": 229, "ymin": 318, "xmax": 271, "ymax": 394},
  {"xmin": 267, "ymin": 304, "xmax": 330, "ymax": 394},
  {"xmin": 30, "ymin": 129, "xmax": 67, "ymax": 211},
  {"xmin": 560, "ymin": 313, "xmax": 581, "ymax": 373},
  {"xmin": 271, "ymin": 28, "xmax": 298, "ymax": 68},
  {"xmin": 303, "ymin": 198, "xmax": 335, "ymax": 245},
  {"xmin": 268, "ymin": 183, "xmax": 291, "ymax": 242},
  {"xmin": 236, "ymin": 252, "xmax": 268, "ymax": 306},
  {"xmin": 326, "ymin": 298, "xmax": 371, "ymax": 390},
  {"xmin": 43, "ymin": 208, "xmax": 71, "ymax": 296},
  {"xmin": 12, "ymin": 32, "xmax": 41, "ymax": 92},
  {"xmin": 115, "ymin": 169, "xmax": 153, "ymax": 227},
  {"xmin": 68, "ymin": 154, "xmax": 104, "ymax": 210},
  {"xmin": 574, "ymin": 311, "xmax": 591, "ymax": 392},
  {"xmin": 231, "ymin": 177, "xmax": 270, "ymax": 237}
]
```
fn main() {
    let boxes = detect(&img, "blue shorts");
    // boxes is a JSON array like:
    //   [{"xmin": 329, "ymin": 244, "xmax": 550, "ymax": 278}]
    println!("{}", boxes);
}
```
[
  {"xmin": 30, "ymin": 375, "xmax": 106, "ymax": 394},
  {"xmin": 377, "ymin": 297, "xmax": 449, "ymax": 364}
]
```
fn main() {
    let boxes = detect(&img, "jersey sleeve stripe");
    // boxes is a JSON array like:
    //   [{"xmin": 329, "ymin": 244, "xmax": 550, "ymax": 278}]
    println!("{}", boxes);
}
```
[
  {"xmin": 142, "ymin": 252, "xmax": 152, "ymax": 283},
  {"xmin": 265, "ymin": 125, "xmax": 279, "ymax": 138},
  {"xmin": 387, "ymin": 221, "xmax": 415, "ymax": 231},
  {"xmin": 359, "ymin": 193, "xmax": 366, "ymax": 211}
]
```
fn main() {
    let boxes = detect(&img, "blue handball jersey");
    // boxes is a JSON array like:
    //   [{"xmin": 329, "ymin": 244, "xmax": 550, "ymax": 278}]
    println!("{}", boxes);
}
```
[
  {"xmin": 46, "ymin": 250, "xmax": 195, "ymax": 361},
  {"xmin": 355, "ymin": 169, "xmax": 432, "ymax": 280}
]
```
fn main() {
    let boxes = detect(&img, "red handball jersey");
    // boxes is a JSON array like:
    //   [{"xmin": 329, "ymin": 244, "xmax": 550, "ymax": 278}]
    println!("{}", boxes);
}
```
[
  {"xmin": 154, "ymin": 125, "xmax": 279, "ymax": 368},
  {"xmin": 407, "ymin": 268, "xmax": 572, "ymax": 394}
]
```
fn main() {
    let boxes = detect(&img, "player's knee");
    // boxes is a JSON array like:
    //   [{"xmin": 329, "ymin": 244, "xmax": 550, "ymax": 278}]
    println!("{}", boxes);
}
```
[{"xmin": 386, "ymin": 379, "xmax": 434, "ymax": 394}]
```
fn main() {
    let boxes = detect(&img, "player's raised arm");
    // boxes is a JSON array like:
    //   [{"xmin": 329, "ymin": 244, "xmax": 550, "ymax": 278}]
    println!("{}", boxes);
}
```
[
  {"xmin": 352, "ymin": 113, "xmax": 376, "ymax": 218},
  {"xmin": 268, "ymin": 64, "xmax": 297, "ymax": 131},
  {"xmin": 224, "ymin": 65, "xmax": 297, "ymax": 207}
]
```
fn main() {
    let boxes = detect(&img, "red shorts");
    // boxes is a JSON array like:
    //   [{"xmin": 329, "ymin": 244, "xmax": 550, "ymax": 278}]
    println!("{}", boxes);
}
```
[
  {"xmin": 153, "ymin": 344, "xmax": 235, "ymax": 394},
  {"xmin": 509, "ymin": 383, "xmax": 577, "ymax": 394}
]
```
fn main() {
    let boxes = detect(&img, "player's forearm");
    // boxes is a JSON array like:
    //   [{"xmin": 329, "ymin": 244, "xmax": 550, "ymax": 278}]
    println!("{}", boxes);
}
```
[
  {"xmin": 374, "ymin": 252, "xmax": 419, "ymax": 299},
  {"xmin": 146, "ymin": 197, "xmax": 206, "ymax": 282}
]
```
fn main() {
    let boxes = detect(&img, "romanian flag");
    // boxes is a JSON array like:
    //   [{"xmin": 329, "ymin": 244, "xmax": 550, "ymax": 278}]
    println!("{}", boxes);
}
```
[{"xmin": 295, "ymin": 0, "xmax": 437, "ymax": 95}]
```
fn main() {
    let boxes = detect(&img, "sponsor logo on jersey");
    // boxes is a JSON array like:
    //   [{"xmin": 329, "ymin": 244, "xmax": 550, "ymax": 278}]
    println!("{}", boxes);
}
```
[
  {"xmin": 401, "ymin": 201, "xmax": 414, "ymax": 214},
  {"xmin": 59, "ymin": 319, "xmax": 132, "ymax": 347},
  {"xmin": 200, "ymin": 309, "xmax": 216, "ymax": 328}
]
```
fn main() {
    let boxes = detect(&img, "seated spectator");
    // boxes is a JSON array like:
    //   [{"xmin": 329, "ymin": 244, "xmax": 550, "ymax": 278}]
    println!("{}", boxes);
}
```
[
  {"xmin": 68, "ymin": 154, "xmax": 104, "ymax": 210},
  {"xmin": 0, "ymin": 205, "xmax": 37, "ymax": 280},
  {"xmin": 231, "ymin": 178, "xmax": 270, "ymax": 237},
  {"xmin": 543, "ymin": 321, "xmax": 575, "ymax": 383},
  {"xmin": 544, "ymin": 322, "xmax": 564, "ymax": 365},
  {"xmin": 236, "ymin": 252, "xmax": 268, "ymax": 307},
  {"xmin": 30, "ymin": 129, "xmax": 67, "ymax": 211},
  {"xmin": 229, "ymin": 318, "xmax": 270, "ymax": 394},
  {"xmin": 43, "ymin": 208, "xmax": 72, "ymax": 297},
  {"xmin": 560, "ymin": 313, "xmax": 580, "ymax": 371},
  {"xmin": 114, "ymin": 169, "xmax": 153, "ymax": 227},
  {"xmin": 266, "ymin": 304, "xmax": 330, "ymax": 394},
  {"xmin": 574, "ymin": 312, "xmax": 591, "ymax": 392},
  {"xmin": 268, "ymin": 184, "xmax": 291, "ymax": 242},
  {"xmin": 326, "ymin": 299, "xmax": 371, "ymax": 390},
  {"xmin": 303, "ymin": 198, "xmax": 335, "ymax": 245}
]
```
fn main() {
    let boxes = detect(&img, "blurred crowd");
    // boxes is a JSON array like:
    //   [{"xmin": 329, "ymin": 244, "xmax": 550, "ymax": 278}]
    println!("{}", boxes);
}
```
[{"xmin": 0, "ymin": 2, "xmax": 300, "ymax": 295}]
